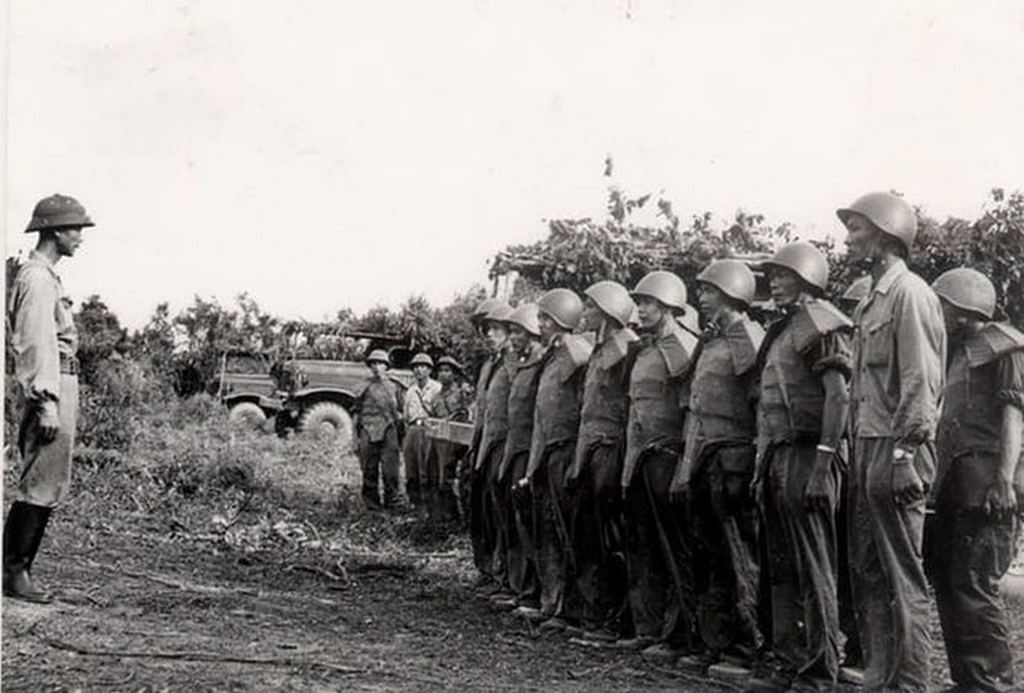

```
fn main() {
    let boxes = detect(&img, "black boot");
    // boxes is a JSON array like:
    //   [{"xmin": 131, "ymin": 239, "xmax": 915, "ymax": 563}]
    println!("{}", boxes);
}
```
[{"xmin": 3, "ymin": 502, "xmax": 53, "ymax": 604}]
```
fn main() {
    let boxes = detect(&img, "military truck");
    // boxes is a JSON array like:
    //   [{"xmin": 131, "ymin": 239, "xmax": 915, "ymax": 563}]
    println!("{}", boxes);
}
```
[
  {"xmin": 272, "ymin": 335, "xmax": 416, "ymax": 446},
  {"xmin": 216, "ymin": 349, "xmax": 281, "ymax": 429}
]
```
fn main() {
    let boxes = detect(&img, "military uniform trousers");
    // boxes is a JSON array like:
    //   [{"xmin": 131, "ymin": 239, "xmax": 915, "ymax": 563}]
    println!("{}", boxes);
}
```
[
  {"xmin": 470, "ymin": 442, "xmax": 506, "ymax": 582},
  {"xmin": 18, "ymin": 374, "xmax": 79, "ymax": 508},
  {"xmin": 924, "ymin": 454, "xmax": 1018, "ymax": 692},
  {"xmin": 403, "ymin": 424, "xmax": 432, "ymax": 508},
  {"xmin": 763, "ymin": 442, "xmax": 841, "ymax": 680},
  {"xmin": 532, "ymin": 441, "xmax": 579, "ymax": 619},
  {"xmin": 501, "ymin": 451, "xmax": 539, "ymax": 601},
  {"xmin": 623, "ymin": 449, "xmax": 695, "ymax": 644},
  {"xmin": 689, "ymin": 445, "xmax": 761, "ymax": 657},
  {"xmin": 571, "ymin": 439, "xmax": 627, "ymax": 632},
  {"xmin": 427, "ymin": 438, "xmax": 465, "ymax": 523},
  {"xmin": 848, "ymin": 437, "xmax": 934, "ymax": 691},
  {"xmin": 359, "ymin": 427, "xmax": 400, "ymax": 508}
]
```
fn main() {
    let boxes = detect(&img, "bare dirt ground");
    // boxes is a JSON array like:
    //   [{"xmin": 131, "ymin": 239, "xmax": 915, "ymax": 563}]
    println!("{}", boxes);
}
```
[{"xmin": 3, "ymin": 445, "xmax": 1024, "ymax": 692}]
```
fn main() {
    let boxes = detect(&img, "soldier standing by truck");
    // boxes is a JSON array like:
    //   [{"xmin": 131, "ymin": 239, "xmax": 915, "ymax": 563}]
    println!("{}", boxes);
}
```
[
  {"xmin": 754, "ymin": 242, "xmax": 853, "ymax": 687},
  {"xmin": 517, "ymin": 289, "xmax": 591, "ymax": 632},
  {"xmin": 4, "ymin": 194, "xmax": 93, "ymax": 603},
  {"xmin": 403, "ymin": 353, "xmax": 441, "ymax": 511},
  {"xmin": 354, "ymin": 349, "xmax": 405, "ymax": 512},
  {"xmin": 924, "ymin": 268, "xmax": 1023, "ymax": 691},
  {"xmin": 839, "ymin": 191, "xmax": 946, "ymax": 690},
  {"xmin": 672, "ymin": 259, "xmax": 764, "ymax": 675},
  {"xmin": 615, "ymin": 271, "xmax": 698, "ymax": 660},
  {"xmin": 564, "ymin": 281, "xmax": 638, "ymax": 643}
]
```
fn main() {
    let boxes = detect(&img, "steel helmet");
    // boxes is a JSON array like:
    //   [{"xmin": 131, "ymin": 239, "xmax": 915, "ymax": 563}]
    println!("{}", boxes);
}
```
[
  {"xmin": 484, "ymin": 301, "xmax": 514, "ymax": 323},
  {"xmin": 472, "ymin": 297, "xmax": 503, "ymax": 322},
  {"xmin": 584, "ymin": 280, "xmax": 636, "ymax": 328},
  {"xmin": 537, "ymin": 288, "xmax": 584, "ymax": 330},
  {"xmin": 841, "ymin": 275, "xmax": 872, "ymax": 305},
  {"xmin": 631, "ymin": 271, "xmax": 688, "ymax": 312},
  {"xmin": 932, "ymin": 268, "xmax": 996, "ymax": 320},
  {"xmin": 506, "ymin": 303, "xmax": 541, "ymax": 338},
  {"xmin": 410, "ymin": 353, "xmax": 435, "ymax": 368},
  {"xmin": 836, "ymin": 192, "xmax": 917, "ymax": 253},
  {"xmin": 437, "ymin": 355, "xmax": 463, "ymax": 372},
  {"xmin": 25, "ymin": 194, "xmax": 94, "ymax": 233},
  {"xmin": 763, "ymin": 242, "xmax": 829, "ymax": 293},
  {"xmin": 697, "ymin": 260, "xmax": 756, "ymax": 305},
  {"xmin": 366, "ymin": 349, "xmax": 390, "ymax": 366}
]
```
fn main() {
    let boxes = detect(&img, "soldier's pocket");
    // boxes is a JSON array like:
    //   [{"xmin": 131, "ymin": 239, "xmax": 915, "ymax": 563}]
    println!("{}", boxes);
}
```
[{"xmin": 861, "ymin": 316, "xmax": 893, "ymax": 366}]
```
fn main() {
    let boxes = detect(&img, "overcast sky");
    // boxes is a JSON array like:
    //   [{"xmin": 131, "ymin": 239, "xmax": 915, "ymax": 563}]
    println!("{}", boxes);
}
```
[{"xmin": 3, "ymin": 1, "xmax": 1023, "ymax": 329}]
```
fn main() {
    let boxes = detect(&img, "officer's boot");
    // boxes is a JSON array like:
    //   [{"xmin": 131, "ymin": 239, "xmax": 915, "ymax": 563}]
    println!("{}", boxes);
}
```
[{"xmin": 3, "ymin": 502, "xmax": 53, "ymax": 604}]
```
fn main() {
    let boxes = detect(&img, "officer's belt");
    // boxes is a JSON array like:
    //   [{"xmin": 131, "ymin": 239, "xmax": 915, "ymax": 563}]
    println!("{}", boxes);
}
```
[{"xmin": 59, "ymin": 354, "xmax": 80, "ymax": 375}]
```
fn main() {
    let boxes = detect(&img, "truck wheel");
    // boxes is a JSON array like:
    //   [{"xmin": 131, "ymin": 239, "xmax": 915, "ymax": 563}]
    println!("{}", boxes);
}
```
[
  {"xmin": 299, "ymin": 402, "xmax": 353, "ymax": 448},
  {"xmin": 228, "ymin": 402, "xmax": 267, "ymax": 430}
]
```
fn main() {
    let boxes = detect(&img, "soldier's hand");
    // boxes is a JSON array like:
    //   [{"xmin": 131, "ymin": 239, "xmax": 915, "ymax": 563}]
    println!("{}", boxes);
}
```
[
  {"xmin": 38, "ymin": 402, "xmax": 60, "ymax": 444},
  {"xmin": 891, "ymin": 462, "xmax": 924, "ymax": 506},
  {"xmin": 513, "ymin": 476, "xmax": 531, "ymax": 497},
  {"xmin": 668, "ymin": 479, "xmax": 689, "ymax": 505},
  {"xmin": 984, "ymin": 476, "xmax": 1017, "ymax": 519},
  {"xmin": 804, "ymin": 456, "xmax": 835, "ymax": 514}
]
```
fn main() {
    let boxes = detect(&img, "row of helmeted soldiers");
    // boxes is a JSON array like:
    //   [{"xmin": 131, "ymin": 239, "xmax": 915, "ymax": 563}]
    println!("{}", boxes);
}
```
[{"xmin": 456, "ymin": 191, "xmax": 1022, "ymax": 691}]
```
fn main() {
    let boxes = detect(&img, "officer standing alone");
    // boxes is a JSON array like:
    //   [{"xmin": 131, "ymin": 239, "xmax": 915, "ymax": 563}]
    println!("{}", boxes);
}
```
[{"xmin": 4, "ymin": 194, "xmax": 93, "ymax": 603}]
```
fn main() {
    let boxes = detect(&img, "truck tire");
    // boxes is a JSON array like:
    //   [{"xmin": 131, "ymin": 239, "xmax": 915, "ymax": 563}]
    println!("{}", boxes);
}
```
[
  {"xmin": 228, "ymin": 402, "xmax": 267, "ymax": 430},
  {"xmin": 299, "ymin": 402, "xmax": 353, "ymax": 448}
]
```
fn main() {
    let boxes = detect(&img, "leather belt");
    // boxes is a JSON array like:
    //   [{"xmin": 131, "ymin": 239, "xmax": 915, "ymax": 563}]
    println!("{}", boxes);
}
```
[{"xmin": 59, "ymin": 354, "xmax": 80, "ymax": 375}]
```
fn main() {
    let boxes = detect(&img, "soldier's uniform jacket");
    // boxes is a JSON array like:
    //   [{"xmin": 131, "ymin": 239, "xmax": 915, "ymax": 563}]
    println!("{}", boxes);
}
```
[
  {"xmin": 622, "ymin": 317, "xmax": 699, "ymax": 488},
  {"xmin": 8, "ymin": 250, "xmax": 79, "ymax": 403},
  {"xmin": 476, "ymin": 347, "xmax": 516, "ymax": 469},
  {"xmin": 933, "ymin": 322, "xmax": 1024, "ymax": 508},
  {"xmin": 851, "ymin": 260, "xmax": 946, "ymax": 445},
  {"xmin": 576, "ymin": 325, "xmax": 639, "ymax": 463},
  {"xmin": 758, "ymin": 299, "xmax": 853, "ymax": 445},
  {"xmin": 357, "ymin": 376, "xmax": 404, "ymax": 442},
  {"xmin": 525, "ymin": 334, "xmax": 593, "ymax": 477},
  {"xmin": 435, "ymin": 380, "xmax": 471, "ymax": 423},
  {"xmin": 499, "ymin": 342, "xmax": 545, "ymax": 477},
  {"xmin": 679, "ymin": 315, "xmax": 764, "ymax": 484}
]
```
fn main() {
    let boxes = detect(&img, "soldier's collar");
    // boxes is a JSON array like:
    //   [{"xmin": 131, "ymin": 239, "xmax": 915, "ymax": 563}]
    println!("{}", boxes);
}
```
[
  {"xmin": 872, "ymin": 258, "xmax": 907, "ymax": 296},
  {"xmin": 26, "ymin": 249, "xmax": 60, "ymax": 279}
]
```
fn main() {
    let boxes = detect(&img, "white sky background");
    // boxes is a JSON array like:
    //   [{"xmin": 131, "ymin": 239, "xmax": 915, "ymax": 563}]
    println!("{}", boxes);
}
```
[{"xmin": 3, "ymin": 1, "xmax": 1023, "ymax": 329}]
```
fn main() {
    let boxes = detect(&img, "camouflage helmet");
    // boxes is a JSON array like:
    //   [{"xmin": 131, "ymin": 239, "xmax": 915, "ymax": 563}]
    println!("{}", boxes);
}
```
[
  {"xmin": 932, "ymin": 268, "xmax": 996, "ymax": 320},
  {"xmin": 537, "ymin": 288, "xmax": 584, "ymax": 330},
  {"xmin": 584, "ymin": 280, "xmax": 636, "ymax": 328},
  {"xmin": 697, "ymin": 259, "xmax": 756, "ymax": 306},
  {"xmin": 506, "ymin": 303, "xmax": 541, "ymax": 338},
  {"xmin": 836, "ymin": 191, "xmax": 917, "ymax": 253},
  {"xmin": 483, "ymin": 301, "xmax": 514, "ymax": 324},
  {"xmin": 472, "ymin": 297, "xmax": 503, "ymax": 322},
  {"xmin": 410, "ymin": 353, "xmax": 435, "ymax": 368},
  {"xmin": 366, "ymin": 349, "xmax": 390, "ymax": 366},
  {"xmin": 25, "ymin": 194, "xmax": 94, "ymax": 233},
  {"xmin": 437, "ymin": 355, "xmax": 463, "ymax": 372},
  {"xmin": 763, "ymin": 242, "xmax": 829, "ymax": 293},
  {"xmin": 841, "ymin": 275, "xmax": 872, "ymax": 306},
  {"xmin": 631, "ymin": 271, "xmax": 688, "ymax": 312}
]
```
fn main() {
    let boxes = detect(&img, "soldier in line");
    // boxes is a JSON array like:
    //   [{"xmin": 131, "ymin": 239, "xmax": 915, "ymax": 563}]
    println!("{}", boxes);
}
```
[
  {"xmin": 403, "ymin": 353, "xmax": 442, "ymax": 511},
  {"xmin": 840, "ymin": 191, "xmax": 946, "ymax": 690},
  {"xmin": 4, "ymin": 194, "xmax": 93, "ymax": 603},
  {"xmin": 924, "ymin": 268, "xmax": 1023, "ymax": 691},
  {"xmin": 430, "ymin": 356, "xmax": 472, "ymax": 523},
  {"xmin": 354, "ymin": 349, "xmax": 406, "ymax": 511},
  {"xmin": 470, "ymin": 302, "xmax": 515, "ymax": 591},
  {"xmin": 564, "ymin": 281, "xmax": 638, "ymax": 643},
  {"xmin": 754, "ymin": 243, "xmax": 853, "ymax": 686},
  {"xmin": 616, "ymin": 271, "xmax": 699, "ymax": 660},
  {"xmin": 672, "ymin": 260, "xmax": 764, "ymax": 674},
  {"xmin": 517, "ymin": 289, "xmax": 591, "ymax": 631},
  {"xmin": 498, "ymin": 304, "xmax": 545, "ymax": 610}
]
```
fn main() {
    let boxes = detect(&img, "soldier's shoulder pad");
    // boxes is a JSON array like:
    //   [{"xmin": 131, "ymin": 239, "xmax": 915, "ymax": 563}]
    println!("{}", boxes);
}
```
[
  {"xmin": 966, "ymin": 322, "xmax": 1024, "ymax": 367},
  {"xmin": 659, "ymin": 323, "xmax": 698, "ymax": 377},
  {"xmin": 725, "ymin": 318, "xmax": 764, "ymax": 375},
  {"xmin": 791, "ymin": 300, "xmax": 853, "ymax": 353},
  {"xmin": 598, "ymin": 328, "xmax": 638, "ymax": 368},
  {"xmin": 562, "ymin": 334, "xmax": 594, "ymax": 369}
]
